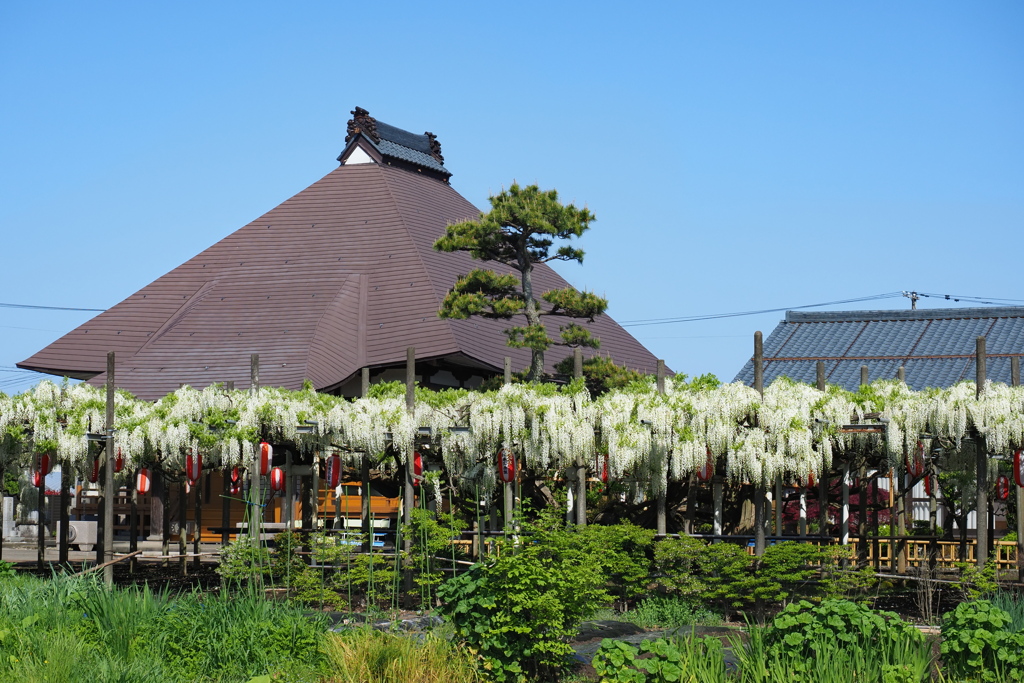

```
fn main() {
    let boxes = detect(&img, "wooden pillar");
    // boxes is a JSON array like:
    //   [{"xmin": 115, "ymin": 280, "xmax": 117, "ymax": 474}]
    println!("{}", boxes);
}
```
[
  {"xmin": 860, "ymin": 365, "xmax": 869, "ymax": 388},
  {"xmin": 360, "ymin": 367, "xmax": 372, "ymax": 550},
  {"xmin": 656, "ymin": 359, "xmax": 667, "ymax": 535},
  {"xmin": 58, "ymin": 463, "xmax": 70, "ymax": 565},
  {"xmin": 178, "ymin": 479, "xmax": 187, "ymax": 575},
  {"xmin": 192, "ymin": 473, "xmax": 202, "ymax": 570},
  {"xmin": 103, "ymin": 352, "xmax": 115, "ymax": 586},
  {"xmin": 897, "ymin": 366, "xmax": 906, "ymax": 383},
  {"xmin": 574, "ymin": 348, "xmax": 586, "ymax": 528},
  {"xmin": 774, "ymin": 476, "xmax": 783, "ymax": 536},
  {"xmin": 976, "ymin": 337, "xmax": 989, "ymax": 568},
  {"xmin": 503, "ymin": 359, "xmax": 513, "ymax": 529},
  {"xmin": 1012, "ymin": 358, "xmax": 1024, "ymax": 580},
  {"xmin": 248, "ymin": 355, "xmax": 262, "ymax": 544},
  {"xmin": 798, "ymin": 487, "xmax": 807, "ymax": 536},
  {"xmin": 816, "ymin": 362, "xmax": 829, "ymax": 537},
  {"xmin": 36, "ymin": 476, "xmax": 45, "ymax": 569},
  {"xmin": 284, "ymin": 449, "xmax": 294, "ymax": 530},
  {"xmin": 897, "ymin": 466, "xmax": 907, "ymax": 574},
  {"xmin": 841, "ymin": 464, "xmax": 851, "ymax": 546},
  {"xmin": 712, "ymin": 476, "xmax": 724, "ymax": 537},
  {"xmin": 753, "ymin": 332, "xmax": 766, "ymax": 555},
  {"xmin": 129, "ymin": 472, "xmax": 139, "ymax": 573},
  {"xmin": 404, "ymin": 348, "xmax": 415, "ymax": 603},
  {"xmin": 310, "ymin": 456, "xmax": 320, "ymax": 532}
]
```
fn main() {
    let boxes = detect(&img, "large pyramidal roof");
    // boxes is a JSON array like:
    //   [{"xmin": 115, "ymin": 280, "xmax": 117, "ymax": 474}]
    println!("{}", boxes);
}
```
[{"xmin": 20, "ymin": 108, "xmax": 660, "ymax": 400}]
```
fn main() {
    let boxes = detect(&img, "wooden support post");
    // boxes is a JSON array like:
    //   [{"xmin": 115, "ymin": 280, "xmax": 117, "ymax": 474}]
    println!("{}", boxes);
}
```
[
  {"xmin": 798, "ymin": 487, "xmax": 807, "ymax": 536},
  {"xmin": 310, "ymin": 455, "xmax": 320, "ymax": 532},
  {"xmin": 404, "ymin": 347, "xmax": 415, "ymax": 604},
  {"xmin": 976, "ymin": 336, "xmax": 989, "ymax": 568},
  {"xmin": 841, "ymin": 464, "xmax": 851, "ymax": 546},
  {"xmin": 574, "ymin": 348, "xmax": 587, "ymax": 527},
  {"xmin": 712, "ymin": 477, "xmax": 723, "ymax": 537},
  {"xmin": 897, "ymin": 467, "xmax": 907, "ymax": 574},
  {"xmin": 130, "ymin": 472, "xmax": 139, "ymax": 573},
  {"xmin": 193, "ymin": 473, "xmax": 202, "ymax": 570},
  {"xmin": 753, "ymin": 333, "xmax": 766, "ymax": 555},
  {"xmin": 248, "ymin": 354, "xmax": 261, "ymax": 551},
  {"xmin": 36, "ymin": 477, "xmax": 45, "ymax": 570},
  {"xmin": 178, "ymin": 479, "xmax": 187, "ymax": 575},
  {"xmin": 860, "ymin": 365, "xmax": 869, "ymax": 387},
  {"xmin": 1013, "ymin": 358, "xmax": 1024, "ymax": 580},
  {"xmin": 103, "ymin": 352, "xmax": 115, "ymax": 586},
  {"xmin": 221, "ymin": 469, "xmax": 230, "ymax": 546},
  {"xmin": 897, "ymin": 366, "xmax": 906, "ymax": 383},
  {"xmin": 816, "ymin": 362, "xmax": 829, "ymax": 537},
  {"xmin": 656, "ymin": 359, "xmax": 667, "ymax": 536},
  {"xmin": 360, "ymin": 367, "xmax": 372, "ymax": 551},
  {"xmin": 285, "ymin": 449, "xmax": 294, "ymax": 529},
  {"xmin": 774, "ymin": 476, "xmax": 783, "ymax": 536},
  {"xmin": 503, "ymin": 362, "xmax": 513, "ymax": 529},
  {"xmin": 858, "ymin": 465, "xmax": 869, "ymax": 563},
  {"xmin": 58, "ymin": 463, "xmax": 70, "ymax": 565}
]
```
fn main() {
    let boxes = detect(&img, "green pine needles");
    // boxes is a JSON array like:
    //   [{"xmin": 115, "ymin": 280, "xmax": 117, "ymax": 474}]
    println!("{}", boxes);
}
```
[{"xmin": 434, "ymin": 183, "xmax": 608, "ymax": 381}]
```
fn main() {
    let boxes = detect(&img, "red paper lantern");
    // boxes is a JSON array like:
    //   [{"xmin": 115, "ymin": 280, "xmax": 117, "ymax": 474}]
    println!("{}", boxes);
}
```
[
  {"xmin": 806, "ymin": 470, "xmax": 816, "ymax": 489},
  {"xmin": 35, "ymin": 453, "xmax": 53, "ymax": 476},
  {"xmin": 697, "ymin": 450, "xmax": 714, "ymax": 482},
  {"xmin": 997, "ymin": 475, "xmax": 1011, "ymax": 501},
  {"xmin": 229, "ymin": 481, "xmax": 241, "ymax": 495},
  {"xmin": 924, "ymin": 474, "xmax": 936, "ymax": 497},
  {"xmin": 136, "ymin": 468, "xmax": 152, "ymax": 495},
  {"xmin": 905, "ymin": 442, "xmax": 926, "ymax": 478},
  {"xmin": 186, "ymin": 450, "xmax": 202, "ymax": 483},
  {"xmin": 88, "ymin": 458, "xmax": 100, "ymax": 484},
  {"xmin": 412, "ymin": 451, "xmax": 423, "ymax": 486},
  {"xmin": 114, "ymin": 448, "xmax": 124, "ymax": 474},
  {"xmin": 270, "ymin": 466, "xmax": 285, "ymax": 492},
  {"xmin": 497, "ymin": 449, "xmax": 516, "ymax": 484},
  {"xmin": 230, "ymin": 466, "xmax": 240, "ymax": 483},
  {"xmin": 597, "ymin": 453, "xmax": 610, "ymax": 484},
  {"xmin": 185, "ymin": 480, "xmax": 191, "ymax": 495},
  {"xmin": 1014, "ymin": 450, "xmax": 1024, "ymax": 488},
  {"xmin": 259, "ymin": 442, "xmax": 273, "ymax": 476},
  {"xmin": 31, "ymin": 470, "xmax": 43, "ymax": 488},
  {"xmin": 325, "ymin": 453, "xmax": 341, "ymax": 488}
]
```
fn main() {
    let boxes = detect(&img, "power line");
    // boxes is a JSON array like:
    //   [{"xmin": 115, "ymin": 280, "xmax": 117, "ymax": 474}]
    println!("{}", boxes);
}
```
[
  {"xmin": 619, "ymin": 292, "xmax": 905, "ymax": 327},
  {"xmin": 918, "ymin": 292, "xmax": 1024, "ymax": 306},
  {"xmin": 0, "ymin": 302, "xmax": 106, "ymax": 312}
]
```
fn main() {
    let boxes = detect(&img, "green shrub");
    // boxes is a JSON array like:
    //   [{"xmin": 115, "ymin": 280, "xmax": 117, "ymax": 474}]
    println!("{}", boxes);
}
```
[
  {"xmin": 652, "ymin": 534, "xmax": 709, "ymax": 601},
  {"xmin": 437, "ymin": 525, "xmax": 607, "ymax": 682},
  {"xmin": 941, "ymin": 600, "xmax": 1024, "ymax": 681},
  {"xmin": 325, "ymin": 627, "xmax": 481, "ymax": 683},
  {"xmin": 217, "ymin": 537, "xmax": 272, "ymax": 586}
]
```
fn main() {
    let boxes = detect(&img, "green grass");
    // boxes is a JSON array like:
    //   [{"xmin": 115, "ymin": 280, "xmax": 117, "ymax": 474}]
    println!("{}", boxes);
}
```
[{"xmin": 323, "ymin": 627, "xmax": 481, "ymax": 683}]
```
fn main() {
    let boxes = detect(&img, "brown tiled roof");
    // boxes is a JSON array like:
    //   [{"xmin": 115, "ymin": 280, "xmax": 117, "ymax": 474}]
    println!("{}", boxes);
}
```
[{"xmin": 20, "ymin": 155, "xmax": 660, "ymax": 400}]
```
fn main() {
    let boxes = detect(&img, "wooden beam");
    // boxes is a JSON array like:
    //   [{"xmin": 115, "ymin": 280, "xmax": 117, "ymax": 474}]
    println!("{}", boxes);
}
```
[{"xmin": 103, "ymin": 352, "xmax": 115, "ymax": 586}]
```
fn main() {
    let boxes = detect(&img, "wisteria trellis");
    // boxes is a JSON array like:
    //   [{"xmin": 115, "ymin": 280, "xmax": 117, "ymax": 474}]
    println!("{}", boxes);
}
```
[{"xmin": 2, "ymin": 376, "xmax": 1023, "ymax": 491}]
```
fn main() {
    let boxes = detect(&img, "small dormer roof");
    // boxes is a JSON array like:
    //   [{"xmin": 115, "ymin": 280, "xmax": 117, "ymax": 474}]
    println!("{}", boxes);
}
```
[{"xmin": 338, "ymin": 107, "xmax": 451, "ymax": 181}]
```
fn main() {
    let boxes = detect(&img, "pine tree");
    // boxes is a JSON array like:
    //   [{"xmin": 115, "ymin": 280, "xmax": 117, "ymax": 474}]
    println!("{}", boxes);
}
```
[{"xmin": 433, "ymin": 183, "xmax": 607, "ymax": 381}]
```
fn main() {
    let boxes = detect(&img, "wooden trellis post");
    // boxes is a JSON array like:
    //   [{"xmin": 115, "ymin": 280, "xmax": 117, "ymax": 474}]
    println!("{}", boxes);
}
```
[
  {"xmin": 103, "ymin": 352, "xmax": 115, "ymax": 586},
  {"xmin": 403, "ymin": 347, "xmax": 415, "ymax": 605},
  {"xmin": 816, "ymin": 362, "xmax": 828, "ymax": 538},
  {"xmin": 753, "ymin": 332, "xmax": 766, "ymax": 556},
  {"xmin": 574, "ymin": 348, "xmax": 587, "ymax": 528},
  {"xmin": 1013, "ymin": 357, "xmax": 1023, "ymax": 580},
  {"xmin": 976, "ymin": 337, "xmax": 988, "ymax": 568},
  {"xmin": 656, "ymin": 360, "xmax": 667, "ymax": 536}
]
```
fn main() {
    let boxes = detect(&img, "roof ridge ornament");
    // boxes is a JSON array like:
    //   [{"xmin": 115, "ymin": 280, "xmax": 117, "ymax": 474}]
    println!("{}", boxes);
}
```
[
  {"xmin": 424, "ymin": 131, "xmax": 444, "ymax": 164},
  {"xmin": 346, "ymin": 106, "xmax": 380, "ymax": 144}
]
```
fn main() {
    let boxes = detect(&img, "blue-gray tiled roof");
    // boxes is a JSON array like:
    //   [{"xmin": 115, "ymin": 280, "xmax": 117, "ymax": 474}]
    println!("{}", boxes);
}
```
[{"xmin": 733, "ymin": 307, "xmax": 1024, "ymax": 390}]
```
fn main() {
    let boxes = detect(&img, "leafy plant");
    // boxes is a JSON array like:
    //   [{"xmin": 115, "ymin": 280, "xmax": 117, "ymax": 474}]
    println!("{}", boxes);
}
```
[
  {"xmin": 955, "ymin": 560, "xmax": 1000, "ymax": 600},
  {"xmin": 765, "ymin": 599, "xmax": 926, "ymax": 676},
  {"xmin": 592, "ymin": 635, "xmax": 726, "ymax": 683},
  {"xmin": 324, "ymin": 627, "xmax": 481, "ymax": 683},
  {"xmin": 940, "ymin": 600, "xmax": 1024, "ymax": 681},
  {"xmin": 217, "ymin": 537, "xmax": 272, "ymax": 586},
  {"xmin": 437, "ymin": 524, "xmax": 607, "ymax": 682}
]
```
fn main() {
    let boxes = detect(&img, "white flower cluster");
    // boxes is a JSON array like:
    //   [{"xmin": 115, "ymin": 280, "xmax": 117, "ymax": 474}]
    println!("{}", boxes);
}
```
[{"xmin": 1, "ymin": 377, "xmax": 1022, "ymax": 490}]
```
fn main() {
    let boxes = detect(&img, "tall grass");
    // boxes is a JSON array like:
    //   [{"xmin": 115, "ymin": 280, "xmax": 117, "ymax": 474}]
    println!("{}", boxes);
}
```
[
  {"xmin": 989, "ymin": 589, "xmax": 1024, "ymax": 632},
  {"xmin": 0, "ymin": 574, "xmax": 329, "ymax": 683},
  {"xmin": 324, "ymin": 627, "xmax": 481, "ymax": 683}
]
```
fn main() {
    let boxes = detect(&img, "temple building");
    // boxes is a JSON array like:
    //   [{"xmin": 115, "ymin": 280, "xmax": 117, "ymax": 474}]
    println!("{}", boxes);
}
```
[{"xmin": 20, "ymin": 107, "xmax": 660, "ymax": 400}]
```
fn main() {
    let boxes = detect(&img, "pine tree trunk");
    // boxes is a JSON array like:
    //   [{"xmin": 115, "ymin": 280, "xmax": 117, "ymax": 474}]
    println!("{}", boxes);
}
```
[{"xmin": 520, "ymin": 263, "xmax": 545, "ymax": 381}]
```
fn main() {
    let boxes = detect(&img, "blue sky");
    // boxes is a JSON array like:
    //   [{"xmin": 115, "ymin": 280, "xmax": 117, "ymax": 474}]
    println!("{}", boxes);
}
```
[{"xmin": 1, "ymin": 1, "xmax": 1022, "ymax": 394}]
